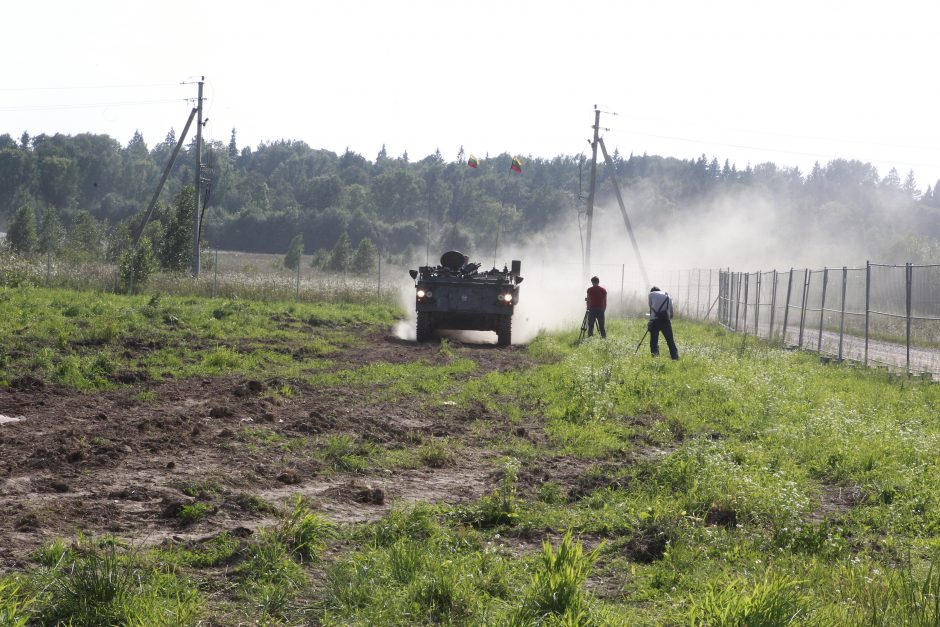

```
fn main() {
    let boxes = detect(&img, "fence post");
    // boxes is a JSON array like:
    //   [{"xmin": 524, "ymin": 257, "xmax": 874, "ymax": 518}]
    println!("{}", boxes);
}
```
[
  {"xmin": 295, "ymin": 261, "xmax": 301, "ymax": 301},
  {"xmin": 838, "ymin": 266, "xmax": 847, "ymax": 362},
  {"xmin": 727, "ymin": 268, "xmax": 734, "ymax": 326},
  {"xmin": 696, "ymin": 269, "xmax": 702, "ymax": 318},
  {"xmin": 742, "ymin": 272, "xmax": 750, "ymax": 334},
  {"xmin": 718, "ymin": 270, "xmax": 725, "ymax": 325},
  {"xmin": 213, "ymin": 248, "xmax": 218, "ymax": 298},
  {"xmin": 782, "ymin": 268, "xmax": 794, "ymax": 346},
  {"xmin": 798, "ymin": 269, "xmax": 810, "ymax": 348},
  {"xmin": 754, "ymin": 271, "xmax": 761, "ymax": 338},
  {"xmin": 734, "ymin": 272, "xmax": 742, "ymax": 331},
  {"xmin": 706, "ymin": 269, "xmax": 713, "ymax": 320},
  {"xmin": 377, "ymin": 251, "xmax": 382, "ymax": 303},
  {"xmin": 686, "ymin": 268, "xmax": 692, "ymax": 317},
  {"xmin": 906, "ymin": 262, "xmax": 913, "ymax": 374},
  {"xmin": 817, "ymin": 268, "xmax": 828, "ymax": 353},
  {"xmin": 864, "ymin": 261, "xmax": 871, "ymax": 366},
  {"xmin": 769, "ymin": 270, "xmax": 778, "ymax": 342},
  {"xmin": 620, "ymin": 263, "xmax": 625, "ymax": 310}
]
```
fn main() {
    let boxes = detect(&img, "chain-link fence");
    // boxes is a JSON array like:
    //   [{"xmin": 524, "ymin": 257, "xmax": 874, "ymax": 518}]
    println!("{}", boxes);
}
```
[{"xmin": 696, "ymin": 263, "xmax": 940, "ymax": 377}]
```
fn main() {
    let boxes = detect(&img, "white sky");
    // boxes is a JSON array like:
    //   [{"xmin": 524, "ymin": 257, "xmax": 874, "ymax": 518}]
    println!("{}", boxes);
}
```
[{"xmin": 4, "ymin": 0, "xmax": 940, "ymax": 188}]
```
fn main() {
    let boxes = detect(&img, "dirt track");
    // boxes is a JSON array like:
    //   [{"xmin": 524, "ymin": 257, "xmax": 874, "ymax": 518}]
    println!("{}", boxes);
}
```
[{"xmin": 0, "ymin": 332, "xmax": 536, "ymax": 572}]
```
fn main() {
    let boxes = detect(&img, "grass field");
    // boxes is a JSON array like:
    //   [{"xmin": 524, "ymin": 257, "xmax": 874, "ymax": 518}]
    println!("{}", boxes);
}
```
[{"xmin": 1, "ymin": 285, "xmax": 940, "ymax": 625}]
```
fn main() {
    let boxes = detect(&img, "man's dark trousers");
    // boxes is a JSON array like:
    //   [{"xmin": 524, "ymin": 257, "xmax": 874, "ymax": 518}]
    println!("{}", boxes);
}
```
[
  {"xmin": 650, "ymin": 318, "xmax": 678, "ymax": 359},
  {"xmin": 587, "ymin": 309, "xmax": 606, "ymax": 338}
]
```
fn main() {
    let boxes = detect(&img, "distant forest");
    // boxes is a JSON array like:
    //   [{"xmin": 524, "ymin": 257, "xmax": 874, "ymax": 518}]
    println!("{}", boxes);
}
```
[{"xmin": 1, "ymin": 129, "xmax": 939, "ymax": 265}]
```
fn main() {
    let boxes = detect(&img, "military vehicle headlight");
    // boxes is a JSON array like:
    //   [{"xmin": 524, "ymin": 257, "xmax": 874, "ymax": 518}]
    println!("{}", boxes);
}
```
[
  {"xmin": 500, "ymin": 293, "xmax": 513, "ymax": 302},
  {"xmin": 417, "ymin": 289, "xmax": 426, "ymax": 298},
  {"xmin": 425, "ymin": 290, "xmax": 433, "ymax": 297}
]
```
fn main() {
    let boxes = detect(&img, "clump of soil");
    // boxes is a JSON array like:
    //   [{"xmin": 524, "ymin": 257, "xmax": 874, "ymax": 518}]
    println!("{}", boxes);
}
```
[
  {"xmin": 624, "ymin": 524, "xmax": 669, "ymax": 563},
  {"xmin": 704, "ymin": 502, "xmax": 738, "ymax": 528}
]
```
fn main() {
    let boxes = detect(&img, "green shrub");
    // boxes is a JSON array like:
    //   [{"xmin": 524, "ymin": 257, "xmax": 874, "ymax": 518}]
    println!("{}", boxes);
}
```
[
  {"xmin": 30, "ymin": 536, "xmax": 201, "ymax": 626},
  {"xmin": 272, "ymin": 495, "xmax": 335, "ymax": 561},
  {"xmin": 511, "ymin": 531, "xmax": 602, "ymax": 626},
  {"xmin": 688, "ymin": 570, "xmax": 805, "ymax": 627},
  {"xmin": 458, "ymin": 457, "xmax": 521, "ymax": 528},
  {"xmin": 118, "ymin": 239, "xmax": 157, "ymax": 294},
  {"xmin": 418, "ymin": 440, "xmax": 457, "ymax": 468},
  {"xmin": 177, "ymin": 502, "xmax": 213, "ymax": 524}
]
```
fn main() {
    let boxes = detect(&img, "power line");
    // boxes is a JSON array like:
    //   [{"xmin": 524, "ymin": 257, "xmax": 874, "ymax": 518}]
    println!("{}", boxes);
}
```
[
  {"xmin": 608, "ymin": 127, "xmax": 940, "ymax": 172},
  {"xmin": 0, "ymin": 98, "xmax": 187, "ymax": 112},
  {"xmin": 0, "ymin": 82, "xmax": 183, "ymax": 92},
  {"xmin": 608, "ymin": 115, "xmax": 940, "ymax": 153}
]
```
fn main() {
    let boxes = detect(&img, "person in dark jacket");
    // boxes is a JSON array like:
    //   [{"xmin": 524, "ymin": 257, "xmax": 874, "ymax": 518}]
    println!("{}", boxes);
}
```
[
  {"xmin": 648, "ymin": 286, "xmax": 678, "ymax": 359},
  {"xmin": 585, "ymin": 276, "xmax": 607, "ymax": 338}
]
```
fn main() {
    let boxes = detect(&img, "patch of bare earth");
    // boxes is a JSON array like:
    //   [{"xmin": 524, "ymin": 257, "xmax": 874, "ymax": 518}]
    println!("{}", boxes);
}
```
[
  {"xmin": 0, "ymin": 333, "xmax": 534, "ymax": 572},
  {"xmin": 808, "ymin": 483, "xmax": 865, "ymax": 523}
]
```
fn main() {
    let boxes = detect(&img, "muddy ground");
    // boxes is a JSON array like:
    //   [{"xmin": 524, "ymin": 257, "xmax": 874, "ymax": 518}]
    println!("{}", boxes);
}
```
[{"xmin": 0, "ymin": 332, "xmax": 552, "ymax": 572}]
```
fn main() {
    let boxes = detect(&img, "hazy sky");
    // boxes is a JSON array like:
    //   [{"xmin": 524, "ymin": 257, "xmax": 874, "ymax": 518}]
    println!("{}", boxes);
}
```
[{"xmin": 5, "ymin": 0, "xmax": 940, "ymax": 188}]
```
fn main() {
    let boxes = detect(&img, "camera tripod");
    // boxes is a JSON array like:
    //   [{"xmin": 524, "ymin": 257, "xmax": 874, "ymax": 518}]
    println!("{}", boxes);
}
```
[
  {"xmin": 578, "ymin": 311, "xmax": 593, "ymax": 344},
  {"xmin": 578, "ymin": 311, "xmax": 590, "ymax": 343}
]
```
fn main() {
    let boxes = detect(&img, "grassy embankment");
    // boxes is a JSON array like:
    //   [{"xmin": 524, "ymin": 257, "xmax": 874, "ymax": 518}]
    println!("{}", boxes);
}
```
[{"xmin": 2, "ymin": 286, "xmax": 940, "ymax": 624}]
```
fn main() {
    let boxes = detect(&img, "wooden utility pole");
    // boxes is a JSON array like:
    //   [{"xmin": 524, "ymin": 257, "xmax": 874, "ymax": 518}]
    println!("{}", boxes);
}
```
[
  {"xmin": 134, "ymin": 108, "xmax": 197, "ymax": 248},
  {"xmin": 192, "ymin": 77, "xmax": 205, "ymax": 277},
  {"xmin": 582, "ymin": 106, "xmax": 650, "ymax": 288},
  {"xmin": 584, "ymin": 107, "xmax": 601, "ymax": 278},
  {"xmin": 597, "ymin": 137, "xmax": 650, "ymax": 288}
]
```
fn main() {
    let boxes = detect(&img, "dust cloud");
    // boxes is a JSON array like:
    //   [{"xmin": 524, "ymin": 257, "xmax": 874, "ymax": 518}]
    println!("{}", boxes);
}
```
[{"xmin": 393, "ymin": 180, "xmax": 883, "ymax": 345}]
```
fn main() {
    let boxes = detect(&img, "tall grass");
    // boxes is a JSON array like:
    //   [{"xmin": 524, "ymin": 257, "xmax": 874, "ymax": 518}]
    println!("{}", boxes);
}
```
[
  {"xmin": 29, "ymin": 536, "xmax": 201, "ymax": 626},
  {"xmin": 510, "ymin": 532, "xmax": 604, "ymax": 626},
  {"xmin": 0, "ymin": 578, "xmax": 30, "ymax": 627},
  {"xmin": 688, "ymin": 570, "xmax": 805, "ymax": 626},
  {"xmin": 0, "ymin": 247, "xmax": 405, "ymax": 306}
]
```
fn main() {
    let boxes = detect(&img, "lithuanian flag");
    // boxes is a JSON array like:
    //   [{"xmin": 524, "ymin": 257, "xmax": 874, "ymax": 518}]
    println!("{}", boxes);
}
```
[
  {"xmin": 510, "ymin": 156, "xmax": 522, "ymax": 174},
  {"xmin": 467, "ymin": 155, "xmax": 479, "ymax": 168}
]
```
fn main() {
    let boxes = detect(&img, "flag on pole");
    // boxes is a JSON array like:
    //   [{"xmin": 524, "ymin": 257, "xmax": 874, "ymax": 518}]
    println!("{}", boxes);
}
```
[
  {"xmin": 510, "ymin": 156, "xmax": 523, "ymax": 174},
  {"xmin": 467, "ymin": 155, "xmax": 479, "ymax": 168}
]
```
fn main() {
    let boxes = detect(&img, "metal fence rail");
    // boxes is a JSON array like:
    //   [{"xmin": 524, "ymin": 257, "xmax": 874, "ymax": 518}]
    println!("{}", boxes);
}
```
[{"xmin": 688, "ymin": 262, "xmax": 940, "ymax": 377}]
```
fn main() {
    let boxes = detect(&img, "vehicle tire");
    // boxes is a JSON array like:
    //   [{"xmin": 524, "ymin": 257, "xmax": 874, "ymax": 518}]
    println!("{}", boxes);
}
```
[
  {"xmin": 416, "ymin": 312, "xmax": 433, "ymax": 342},
  {"xmin": 496, "ymin": 316, "xmax": 512, "ymax": 346}
]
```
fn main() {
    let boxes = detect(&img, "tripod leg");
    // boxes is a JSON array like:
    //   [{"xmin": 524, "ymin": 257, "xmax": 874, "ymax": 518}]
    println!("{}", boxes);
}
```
[{"xmin": 634, "ymin": 330, "xmax": 649, "ymax": 354}]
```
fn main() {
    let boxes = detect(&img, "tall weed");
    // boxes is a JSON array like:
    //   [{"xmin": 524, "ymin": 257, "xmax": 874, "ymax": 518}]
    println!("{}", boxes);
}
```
[
  {"xmin": 510, "ymin": 532, "xmax": 602, "ymax": 626},
  {"xmin": 688, "ymin": 570, "xmax": 804, "ymax": 626}
]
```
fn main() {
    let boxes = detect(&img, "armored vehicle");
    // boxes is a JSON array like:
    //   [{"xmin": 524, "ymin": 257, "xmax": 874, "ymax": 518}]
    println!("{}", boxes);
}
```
[{"xmin": 408, "ymin": 250, "xmax": 523, "ymax": 346}]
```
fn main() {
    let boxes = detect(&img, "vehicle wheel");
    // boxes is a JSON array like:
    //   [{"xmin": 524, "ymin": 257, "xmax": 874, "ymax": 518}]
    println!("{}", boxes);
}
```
[
  {"xmin": 416, "ymin": 312, "xmax": 433, "ymax": 342},
  {"xmin": 496, "ymin": 316, "xmax": 512, "ymax": 346}
]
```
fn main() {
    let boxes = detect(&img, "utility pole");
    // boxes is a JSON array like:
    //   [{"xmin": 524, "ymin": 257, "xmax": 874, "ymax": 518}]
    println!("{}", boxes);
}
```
[
  {"xmin": 192, "ymin": 76, "xmax": 205, "ymax": 277},
  {"xmin": 584, "ymin": 106, "xmax": 600, "ymax": 279},
  {"xmin": 597, "ymin": 137, "xmax": 650, "ymax": 288}
]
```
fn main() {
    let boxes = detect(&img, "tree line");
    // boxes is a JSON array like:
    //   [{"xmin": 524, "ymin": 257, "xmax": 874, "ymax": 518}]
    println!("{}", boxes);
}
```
[{"xmin": 2, "ymin": 128, "xmax": 938, "ymax": 270}]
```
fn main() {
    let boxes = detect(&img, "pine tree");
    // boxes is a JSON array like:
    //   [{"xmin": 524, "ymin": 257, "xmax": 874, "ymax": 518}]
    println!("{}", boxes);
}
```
[
  {"xmin": 39, "ymin": 206, "xmax": 63, "ymax": 255},
  {"xmin": 228, "ymin": 128, "xmax": 238, "ymax": 160},
  {"xmin": 119, "ymin": 238, "xmax": 157, "ymax": 294},
  {"xmin": 903, "ymin": 169, "xmax": 920, "ymax": 199},
  {"xmin": 284, "ymin": 233, "xmax": 304, "ymax": 270},
  {"xmin": 328, "ymin": 232, "xmax": 352, "ymax": 271},
  {"xmin": 106, "ymin": 223, "xmax": 132, "ymax": 263},
  {"xmin": 351, "ymin": 237, "xmax": 377, "ymax": 274},
  {"xmin": 64, "ymin": 211, "xmax": 103, "ymax": 262},
  {"xmin": 7, "ymin": 205, "xmax": 37, "ymax": 255},
  {"xmin": 159, "ymin": 186, "xmax": 195, "ymax": 272}
]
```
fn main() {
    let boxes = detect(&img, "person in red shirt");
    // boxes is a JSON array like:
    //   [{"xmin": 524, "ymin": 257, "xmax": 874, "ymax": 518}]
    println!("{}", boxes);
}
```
[{"xmin": 585, "ymin": 276, "xmax": 607, "ymax": 338}]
